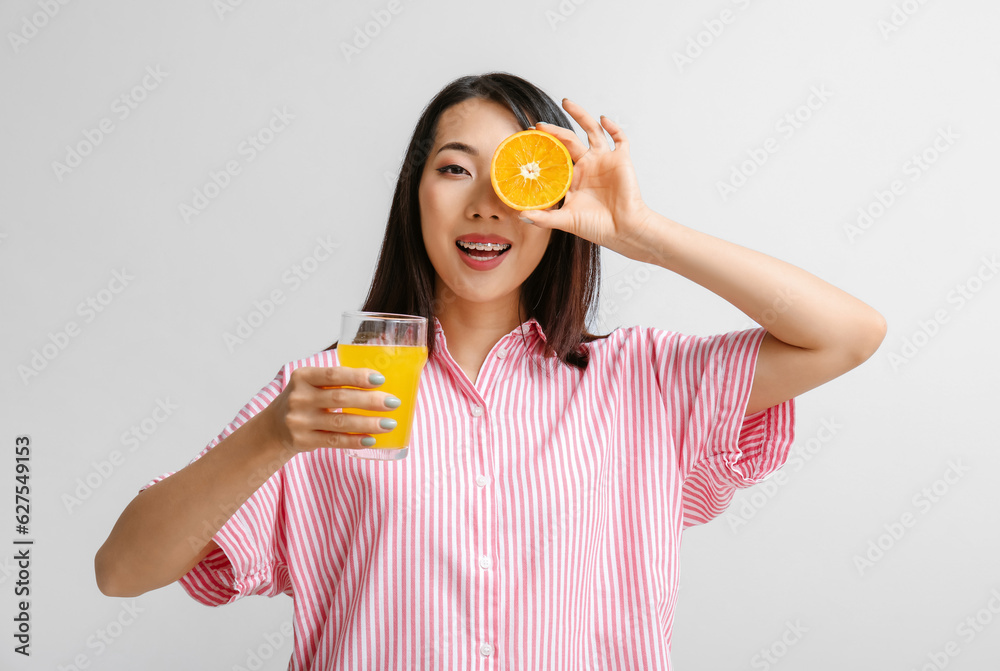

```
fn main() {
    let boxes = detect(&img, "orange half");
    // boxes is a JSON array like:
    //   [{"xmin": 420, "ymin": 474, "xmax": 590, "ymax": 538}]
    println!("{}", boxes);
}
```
[{"xmin": 490, "ymin": 129, "xmax": 573, "ymax": 211}]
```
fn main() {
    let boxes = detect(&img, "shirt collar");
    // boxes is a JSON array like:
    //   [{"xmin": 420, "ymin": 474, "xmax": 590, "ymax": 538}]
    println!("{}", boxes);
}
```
[{"xmin": 431, "ymin": 316, "xmax": 546, "ymax": 345}]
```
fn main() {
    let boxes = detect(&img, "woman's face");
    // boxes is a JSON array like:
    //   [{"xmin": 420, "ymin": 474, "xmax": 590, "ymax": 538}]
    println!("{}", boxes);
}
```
[{"xmin": 418, "ymin": 97, "xmax": 552, "ymax": 319}]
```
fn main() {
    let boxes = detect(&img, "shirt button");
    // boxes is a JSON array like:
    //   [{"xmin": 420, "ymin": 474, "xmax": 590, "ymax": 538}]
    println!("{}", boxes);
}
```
[
  {"xmin": 479, "ymin": 555, "xmax": 492, "ymax": 569},
  {"xmin": 480, "ymin": 642, "xmax": 493, "ymax": 657},
  {"xmin": 476, "ymin": 474, "xmax": 489, "ymax": 487},
  {"xmin": 496, "ymin": 348, "xmax": 507, "ymax": 359},
  {"xmin": 471, "ymin": 405, "xmax": 483, "ymax": 417}
]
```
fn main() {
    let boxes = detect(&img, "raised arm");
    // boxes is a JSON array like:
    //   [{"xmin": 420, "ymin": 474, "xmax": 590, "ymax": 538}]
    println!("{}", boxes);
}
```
[
  {"xmin": 623, "ymin": 214, "xmax": 886, "ymax": 414},
  {"xmin": 520, "ymin": 99, "xmax": 886, "ymax": 414}
]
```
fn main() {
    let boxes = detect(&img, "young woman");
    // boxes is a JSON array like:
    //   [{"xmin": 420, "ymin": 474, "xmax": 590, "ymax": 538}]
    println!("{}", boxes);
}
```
[{"xmin": 96, "ymin": 72, "xmax": 886, "ymax": 669}]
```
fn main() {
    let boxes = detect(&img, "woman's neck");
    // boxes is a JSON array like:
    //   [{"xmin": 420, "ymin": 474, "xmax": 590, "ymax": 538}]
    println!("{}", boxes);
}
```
[{"xmin": 435, "ymin": 295, "xmax": 525, "ymax": 385}]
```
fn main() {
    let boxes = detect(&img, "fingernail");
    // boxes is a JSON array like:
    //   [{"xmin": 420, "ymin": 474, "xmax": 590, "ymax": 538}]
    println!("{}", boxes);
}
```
[
  {"xmin": 379, "ymin": 418, "xmax": 398, "ymax": 430},
  {"xmin": 519, "ymin": 215, "xmax": 534, "ymax": 225},
  {"xmin": 369, "ymin": 373, "xmax": 385, "ymax": 385},
  {"xmin": 384, "ymin": 396, "xmax": 401, "ymax": 408},
  {"xmin": 361, "ymin": 436, "xmax": 376, "ymax": 447}
]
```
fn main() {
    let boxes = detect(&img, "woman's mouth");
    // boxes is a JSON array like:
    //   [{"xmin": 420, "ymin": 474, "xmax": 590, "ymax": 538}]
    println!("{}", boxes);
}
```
[{"xmin": 455, "ymin": 240, "xmax": 511, "ymax": 261}]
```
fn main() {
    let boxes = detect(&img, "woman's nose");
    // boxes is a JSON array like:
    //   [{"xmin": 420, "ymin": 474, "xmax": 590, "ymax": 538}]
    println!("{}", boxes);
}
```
[{"xmin": 469, "ymin": 179, "xmax": 513, "ymax": 220}]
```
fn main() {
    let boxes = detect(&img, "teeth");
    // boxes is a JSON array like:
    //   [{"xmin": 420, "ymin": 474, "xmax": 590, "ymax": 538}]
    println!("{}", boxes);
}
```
[{"xmin": 457, "ymin": 241, "xmax": 511, "ymax": 252}]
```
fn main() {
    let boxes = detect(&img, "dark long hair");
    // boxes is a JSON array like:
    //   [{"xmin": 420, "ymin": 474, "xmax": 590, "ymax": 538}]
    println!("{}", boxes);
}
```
[{"xmin": 330, "ymin": 72, "xmax": 608, "ymax": 369}]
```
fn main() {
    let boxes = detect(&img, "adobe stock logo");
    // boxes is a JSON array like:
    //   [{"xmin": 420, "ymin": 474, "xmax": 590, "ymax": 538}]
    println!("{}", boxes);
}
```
[
  {"xmin": 672, "ymin": 0, "xmax": 758, "ymax": 73},
  {"xmin": 7, "ymin": 0, "xmax": 73, "ymax": 54},
  {"xmin": 887, "ymin": 254, "xmax": 997, "ymax": 372},
  {"xmin": 232, "ymin": 621, "xmax": 294, "ymax": 671},
  {"xmin": 544, "ymin": 0, "xmax": 590, "ymax": 32},
  {"xmin": 51, "ymin": 66, "xmax": 169, "ymax": 182},
  {"xmin": 596, "ymin": 262, "xmax": 653, "ymax": 327},
  {"xmin": 716, "ymin": 85, "xmax": 833, "ymax": 202},
  {"xmin": 62, "ymin": 397, "xmax": 178, "ymax": 514},
  {"xmin": 178, "ymin": 107, "xmax": 294, "ymax": 224},
  {"xmin": 877, "ymin": 0, "xmax": 932, "ymax": 40},
  {"xmin": 909, "ymin": 587, "xmax": 1000, "ymax": 670},
  {"xmin": 728, "ymin": 417, "xmax": 841, "ymax": 533},
  {"xmin": 750, "ymin": 619, "xmax": 808, "ymax": 671},
  {"xmin": 340, "ymin": 0, "xmax": 405, "ymax": 63},
  {"xmin": 18, "ymin": 269, "xmax": 135, "ymax": 385},
  {"xmin": 842, "ymin": 126, "xmax": 959, "ymax": 243},
  {"xmin": 57, "ymin": 600, "xmax": 144, "ymax": 671},
  {"xmin": 223, "ymin": 235, "xmax": 341, "ymax": 352},
  {"xmin": 852, "ymin": 459, "xmax": 970, "ymax": 576}
]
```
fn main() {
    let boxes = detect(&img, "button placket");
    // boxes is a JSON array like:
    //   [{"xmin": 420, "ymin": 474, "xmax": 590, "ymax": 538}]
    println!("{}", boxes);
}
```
[{"xmin": 469, "ymin": 398, "xmax": 497, "ymax": 663}]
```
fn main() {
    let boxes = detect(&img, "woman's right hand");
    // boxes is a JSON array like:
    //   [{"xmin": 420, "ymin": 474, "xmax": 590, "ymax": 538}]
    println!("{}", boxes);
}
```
[{"xmin": 262, "ymin": 366, "xmax": 398, "ymax": 454}]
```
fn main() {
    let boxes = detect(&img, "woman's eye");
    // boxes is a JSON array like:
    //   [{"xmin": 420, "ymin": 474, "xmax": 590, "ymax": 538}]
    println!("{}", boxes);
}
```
[{"xmin": 437, "ymin": 164, "xmax": 469, "ymax": 176}]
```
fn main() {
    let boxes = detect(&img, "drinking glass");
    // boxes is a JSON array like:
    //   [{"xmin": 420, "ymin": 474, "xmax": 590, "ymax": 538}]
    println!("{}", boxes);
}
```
[{"xmin": 337, "ymin": 312, "xmax": 427, "ymax": 461}]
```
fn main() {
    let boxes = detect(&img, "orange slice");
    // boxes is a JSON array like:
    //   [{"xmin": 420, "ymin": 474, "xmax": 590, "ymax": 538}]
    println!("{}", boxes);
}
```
[{"xmin": 490, "ymin": 129, "xmax": 573, "ymax": 211}]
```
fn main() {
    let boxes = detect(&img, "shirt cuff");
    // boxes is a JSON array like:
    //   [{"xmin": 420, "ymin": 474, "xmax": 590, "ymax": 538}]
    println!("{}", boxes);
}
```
[{"xmin": 138, "ymin": 472, "xmax": 277, "ymax": 606}]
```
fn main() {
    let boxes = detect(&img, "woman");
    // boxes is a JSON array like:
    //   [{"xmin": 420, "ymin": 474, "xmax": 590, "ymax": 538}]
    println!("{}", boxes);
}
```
[{"xmin": 96, "ymin": 72, "xmax": 886, "ymax": 669}]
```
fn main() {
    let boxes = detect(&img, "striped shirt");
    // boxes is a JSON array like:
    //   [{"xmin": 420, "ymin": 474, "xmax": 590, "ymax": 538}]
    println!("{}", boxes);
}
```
[{"xmin": 143, "ymin": 317, "xmax": 794, "ymax": 670}]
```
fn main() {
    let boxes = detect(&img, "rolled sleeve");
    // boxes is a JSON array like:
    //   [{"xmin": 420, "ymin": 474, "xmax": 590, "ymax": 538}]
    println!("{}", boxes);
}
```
[
  {"xmin": 649, "ymin": 327, "xmax": 795, "ymax": 527},
  {"xmin": 137, "ymin": 366, "xmax": 291, "ymax": 605},
  {"xmin": 178, "ymin": 469, "xmax": 288, "ymax": 606}
]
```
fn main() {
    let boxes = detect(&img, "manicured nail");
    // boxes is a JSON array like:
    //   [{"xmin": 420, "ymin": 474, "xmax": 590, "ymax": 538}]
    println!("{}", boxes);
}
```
[
  {"xmin": 369, "ymin": 373, "xmax": 385, "ymax": 385},
  {"xmin": 384, "ymin": 396, "xmax": 401, "ymax": 408},
  {"xmin": 361, "ymin": 436, "xmax": 376, "ymax": 447},
  {"xmin": 519, "ymin": 215, "xmax": 534, "ymax": 225},
  {"xmin": 379, "ymin": 418, "xmax": 398, "ymax": 430}
]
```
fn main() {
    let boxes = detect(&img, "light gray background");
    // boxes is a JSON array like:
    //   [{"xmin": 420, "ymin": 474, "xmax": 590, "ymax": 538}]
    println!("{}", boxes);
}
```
[{"xmin": 2, "ymin": 1, "xmax": 998, "ymax": 669}]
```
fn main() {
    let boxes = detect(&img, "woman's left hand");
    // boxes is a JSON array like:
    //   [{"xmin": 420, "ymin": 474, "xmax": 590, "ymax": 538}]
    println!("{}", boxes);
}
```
[{"xmin": 524, "ymin": 98, "xmax": 659, "ymax": 263}]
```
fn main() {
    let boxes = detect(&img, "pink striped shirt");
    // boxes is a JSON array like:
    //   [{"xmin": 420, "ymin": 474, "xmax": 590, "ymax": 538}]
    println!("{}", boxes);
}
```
[{"xmin": 143, "ymin": 317, "xmax": 794, "ymax": 670}]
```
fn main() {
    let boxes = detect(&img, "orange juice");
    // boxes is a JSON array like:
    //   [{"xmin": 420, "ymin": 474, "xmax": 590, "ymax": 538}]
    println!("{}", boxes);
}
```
[{"xmin": 337, "ymin": 344, "xmax": 428, "ymax": 449}]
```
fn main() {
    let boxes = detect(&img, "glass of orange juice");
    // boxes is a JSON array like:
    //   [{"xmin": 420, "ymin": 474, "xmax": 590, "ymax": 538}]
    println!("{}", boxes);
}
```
[{"xmin": 337, "ymin": 311, "xmax": 427, "ymax": 461}]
